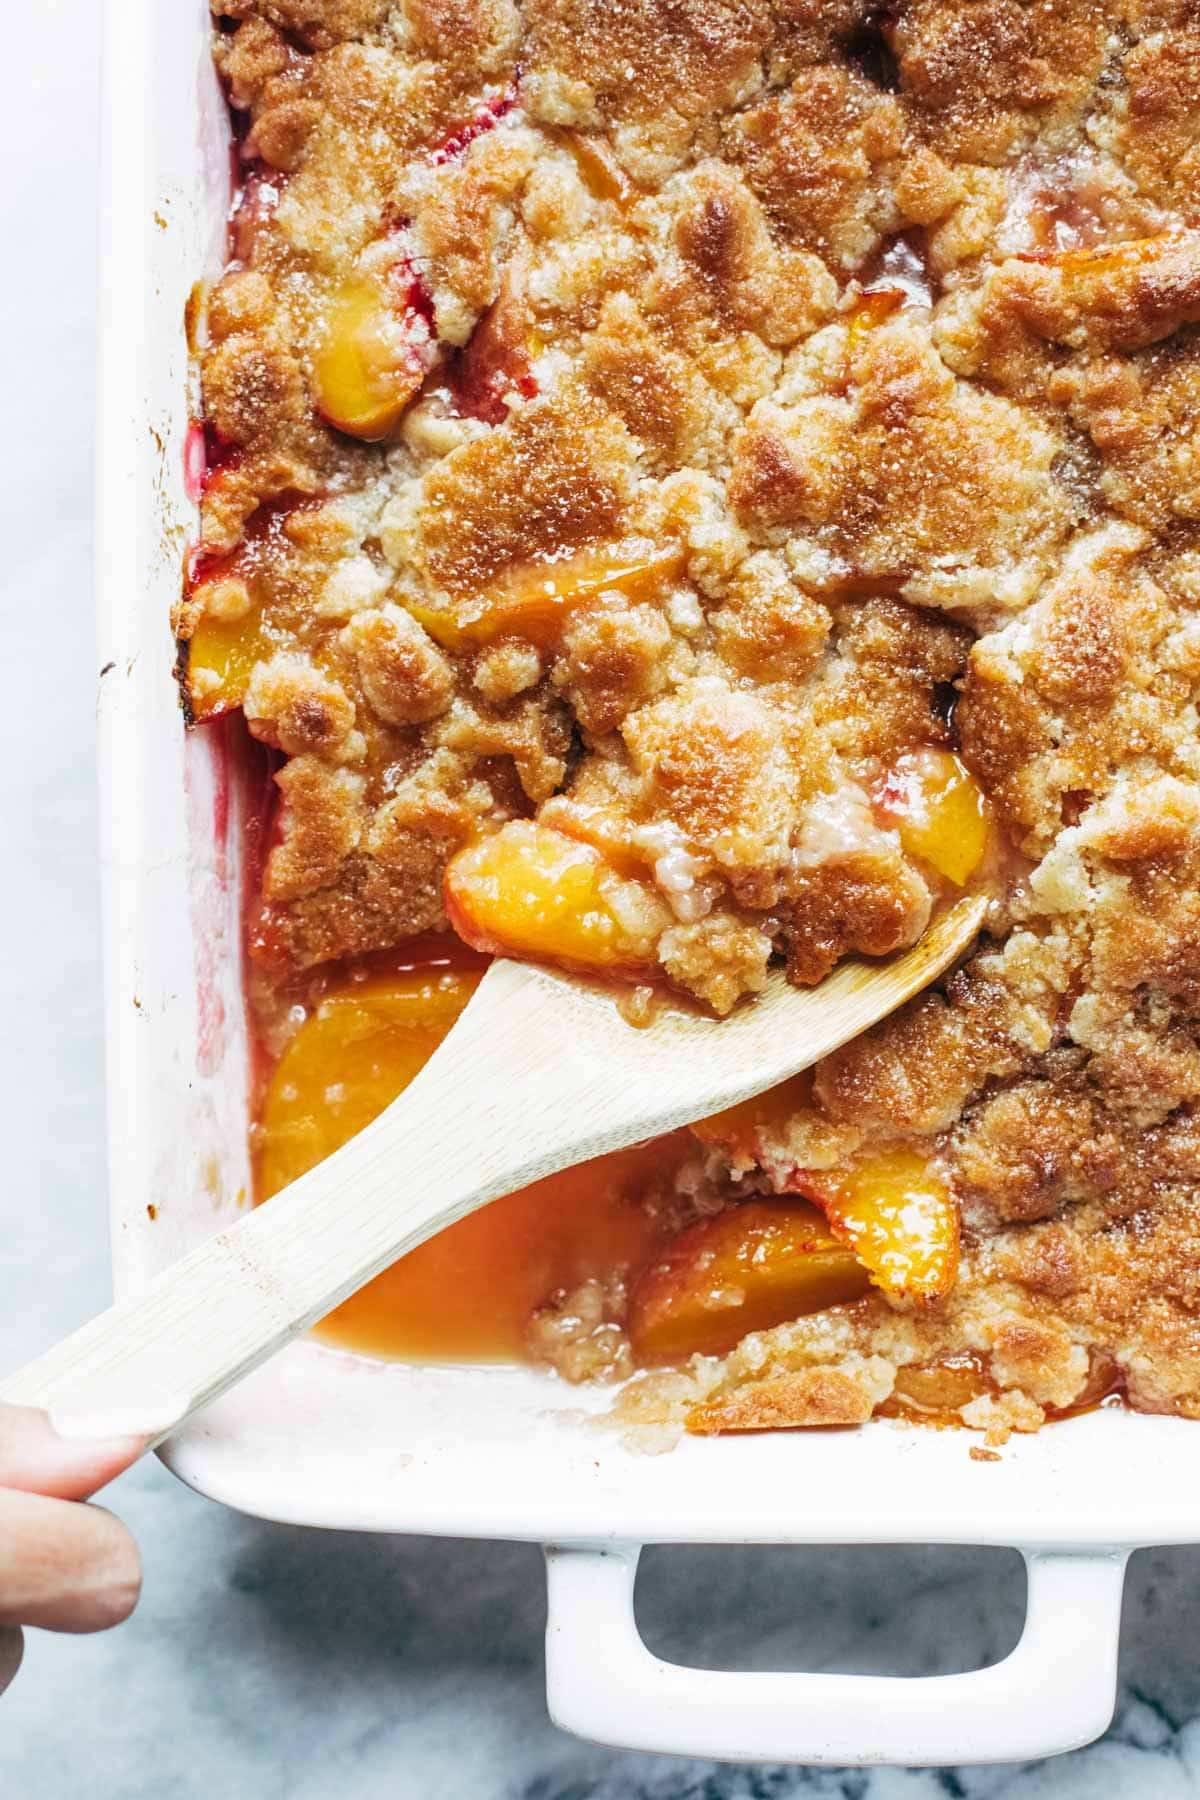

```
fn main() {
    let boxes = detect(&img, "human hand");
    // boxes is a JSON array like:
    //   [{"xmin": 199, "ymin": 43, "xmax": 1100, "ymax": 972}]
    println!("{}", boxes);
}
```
[{"xmin": 0, "ymin": 1404, "xmax": 143, "ymax": 1697}]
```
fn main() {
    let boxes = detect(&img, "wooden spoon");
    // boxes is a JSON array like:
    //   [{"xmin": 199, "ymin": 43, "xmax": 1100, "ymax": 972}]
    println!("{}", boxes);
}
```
[{"xmin": 1, "ymin": 895, "xmax": 984, "ymax": 1446}]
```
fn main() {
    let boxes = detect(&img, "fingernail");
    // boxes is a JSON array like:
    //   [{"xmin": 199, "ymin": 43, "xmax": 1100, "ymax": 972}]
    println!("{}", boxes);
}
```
[
  {"xmin": 47, "ymin": 1418, "xmax": 147, "ymax": 1460},
  {"xmin": 93, "ymin": 1532, "xmax": 144, "ymax": 1629},
  {"xmin": 49, "ymin": 1398, "xmax": 181, "ymax": 1446}
]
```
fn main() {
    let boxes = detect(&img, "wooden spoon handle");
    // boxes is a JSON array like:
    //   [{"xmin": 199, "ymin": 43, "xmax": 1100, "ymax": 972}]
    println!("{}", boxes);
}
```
[
  {"xmin": 0, "ymin": 967, "xmax": 561, "ymax": 1443},
  {"xmin": 0, "ymin": 955, "xmax": 652, "ymax": 1442},
  {"xmin": 0, "ymin": 1108, "xmax": 471, "ymax": 1443}
]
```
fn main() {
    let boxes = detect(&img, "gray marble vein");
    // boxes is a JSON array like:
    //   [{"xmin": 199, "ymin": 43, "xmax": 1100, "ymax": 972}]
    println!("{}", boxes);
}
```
[{"xmin": 4, "ymin": 5, "xmax": 1200, "ymax": 1796}]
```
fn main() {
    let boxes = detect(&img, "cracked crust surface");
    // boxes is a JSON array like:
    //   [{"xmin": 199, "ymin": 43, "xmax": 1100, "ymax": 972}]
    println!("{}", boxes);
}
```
[{"xmin": 190, "ymin": 0, "xmax": 1200, "ymax": 1439}]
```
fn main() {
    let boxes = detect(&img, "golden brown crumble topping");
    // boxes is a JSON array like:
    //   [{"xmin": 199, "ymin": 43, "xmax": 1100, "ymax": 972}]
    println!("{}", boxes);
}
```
[{"xmin": 190, "ymin": 0, "xmax": 1200, "ymax": 1441}]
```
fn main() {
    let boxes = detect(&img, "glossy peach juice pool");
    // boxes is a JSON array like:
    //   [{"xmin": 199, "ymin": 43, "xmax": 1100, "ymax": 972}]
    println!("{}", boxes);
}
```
[{"xmin": 254, "ymin": 941, "xmax": 690, "ymax": 1362}]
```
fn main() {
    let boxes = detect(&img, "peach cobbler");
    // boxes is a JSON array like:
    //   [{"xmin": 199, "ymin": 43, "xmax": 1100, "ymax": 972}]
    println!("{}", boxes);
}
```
[{"xmin": 180, "ymin": 0, "xmax": 1200, "ymax": 1445}]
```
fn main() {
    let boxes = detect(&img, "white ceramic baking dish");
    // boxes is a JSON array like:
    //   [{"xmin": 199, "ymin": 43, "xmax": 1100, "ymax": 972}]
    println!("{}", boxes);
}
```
[{"xmin": 95, "ymin": 0, "xmax": 1200, "ymax": 1767}]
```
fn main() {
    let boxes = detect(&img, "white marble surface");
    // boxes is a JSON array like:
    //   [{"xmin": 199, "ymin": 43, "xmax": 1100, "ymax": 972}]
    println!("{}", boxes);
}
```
[{"xmin": 5, "ymin": 6, "xmax": 1200, "ymax": 1795}]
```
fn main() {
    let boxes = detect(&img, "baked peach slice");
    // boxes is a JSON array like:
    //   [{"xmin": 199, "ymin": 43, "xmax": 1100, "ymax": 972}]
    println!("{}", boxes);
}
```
[
  {"xmin": 312, "ymin": 270, "xmax": 435, "ymax": 441},
  {"xmin": 257, "ymin": 963, "xmax": 481, "ymax": 1200},
  {"xmin": 179, "ymin": 498, "xmax": 319, "ymax": 720},
  {"xmin": 412, "ymin": 540, "xmax": 685, "ymax": 652},
  {"xmin": 446, "ymin": 262, "xmax": 539, "ymax": 426},
  {"xmin": 691, "ymin": 1072, "xmax": 814, "ymax": 1162},
  {"xmin": 181, "ymin": 587, "xmax": 271, "ymax": 721},
  {"xmin": 445, "ymin": 821, "xmax": 669, "ymax": 974},
  {"xmin": 628, "ymin": 1200, "xmax": 870, "ymax": 1363},
  {"xmin": 791, "ymin": 1148, "xmax": 959, "ymax": 1302},
  {"xmin": 847, "ymin": 286, "xmax": 905, "ymax": 345},
  {"xmin": 878, "ymin": 748, "xmax": 990, "ymax": 887},
  {"xmin": 556, "ymin": 128, "xmax": 632, "ymax": 204},
  {"xmin": 885, "ymin": 1353, "xmax": 990, "ymax": 1420}
]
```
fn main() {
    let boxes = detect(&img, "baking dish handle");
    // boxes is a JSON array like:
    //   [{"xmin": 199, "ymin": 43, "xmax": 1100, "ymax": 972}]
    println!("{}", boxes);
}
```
[{"xmin": 544, "ymin": 1542, "xmax": 1127, "ymax": 1766}]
